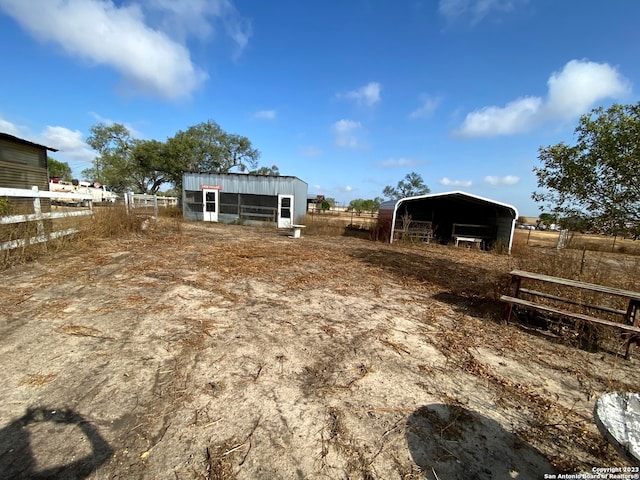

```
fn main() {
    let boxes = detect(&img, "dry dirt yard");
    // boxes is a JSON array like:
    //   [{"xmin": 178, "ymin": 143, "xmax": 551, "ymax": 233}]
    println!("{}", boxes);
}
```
[{"xmin": 0, "ymin": 221, "xmax": 637, "ymax": 479}]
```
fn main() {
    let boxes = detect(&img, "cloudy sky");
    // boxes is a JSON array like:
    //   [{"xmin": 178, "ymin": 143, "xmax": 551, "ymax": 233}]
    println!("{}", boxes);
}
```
[{"xmin": 1, "ymin": 0, "xmax": 638, "ymax": 215}]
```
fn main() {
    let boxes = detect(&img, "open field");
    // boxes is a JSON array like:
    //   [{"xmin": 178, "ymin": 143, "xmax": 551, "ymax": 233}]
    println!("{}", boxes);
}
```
[
  {"xmin": 517, "ymin": 228, "xmax": 640, "ymax": 256},
  {"xmin": 0, "ymin": 220, "xmax": 638, "ymax": 479}
]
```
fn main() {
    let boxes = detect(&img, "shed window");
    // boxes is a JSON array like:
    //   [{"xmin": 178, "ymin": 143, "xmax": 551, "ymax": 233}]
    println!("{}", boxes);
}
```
[
  {"xmin": 220, "ymin": 193, "xmax": 239, "ymax": 215},
  {"xmin": 184, "ymin": 190, "xmax": 203, "ymax": 214}
]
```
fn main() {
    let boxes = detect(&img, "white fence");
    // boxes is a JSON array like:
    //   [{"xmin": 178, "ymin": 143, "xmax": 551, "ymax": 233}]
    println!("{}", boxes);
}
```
[
  {"xmin": 0, "ymin": 186, "xmax": 93, "ymax": 251},
  {"xmin": 124, "ymin": 193, "xmax": 178, "ymax": 219}
]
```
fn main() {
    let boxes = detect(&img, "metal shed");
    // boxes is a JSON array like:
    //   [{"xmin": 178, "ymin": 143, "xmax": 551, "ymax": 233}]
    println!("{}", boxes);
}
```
[
  {"xmin": 182, "ymin": 172, "xmax": 308, "ymax": 227},
  {"xmin": 0, "ymin": 132, "xmax": 57, "ymax": 190},
  {"xmin": 378, "ymin": 191, "xmax": 518, "ymax": 253}
]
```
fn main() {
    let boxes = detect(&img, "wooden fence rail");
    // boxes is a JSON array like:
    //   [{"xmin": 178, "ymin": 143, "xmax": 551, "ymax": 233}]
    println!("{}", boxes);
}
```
[{"xmin": 0, "ymin": 186, "xmax": 93, "ymax": 251}]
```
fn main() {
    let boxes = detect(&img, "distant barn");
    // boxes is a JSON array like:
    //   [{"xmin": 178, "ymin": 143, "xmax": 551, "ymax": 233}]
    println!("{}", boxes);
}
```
[
  {"xmin": 0, "ymin": 132, "xmax": 57, "ymax": 190},
  {"xmin": 182, "ymin": 172, "xmax": 308, "ymax": 228},
  {"xmin": 378, "ymin": 191, "xmax": 518, "ymax": 253}
]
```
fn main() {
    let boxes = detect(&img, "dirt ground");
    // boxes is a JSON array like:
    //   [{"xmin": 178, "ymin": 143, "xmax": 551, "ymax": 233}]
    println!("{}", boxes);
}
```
[{"xmin": 0, "ymin": 221, "xmax": 638, "ymax": 479}]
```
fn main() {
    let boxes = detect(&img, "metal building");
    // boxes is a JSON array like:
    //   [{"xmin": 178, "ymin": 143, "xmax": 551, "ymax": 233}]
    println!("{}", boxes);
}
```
[
  {"xmin": 0, "ymin": 132, "xmax": 57, "ymax": 190},
  {"xmin": 378, "ymin": 191, "xmax": 518, "ymax": 253},
  {"xmin": 182, "ymin": 172, "xmax": 308, "ymax": 227}
]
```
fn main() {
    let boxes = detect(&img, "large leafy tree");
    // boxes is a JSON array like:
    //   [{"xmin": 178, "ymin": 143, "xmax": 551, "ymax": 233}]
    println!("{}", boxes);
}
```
[
  {"xmin": 48, "ymin": 158, "xmax": 73, "ymax": 181},
  {"xmin": 83, "ymin": 120, "xmax": 261, "ymax": 193},
  {"xmin": 383, "ymin": 172, "xmax": 430, "ymax": 199},
  {"xmin": 83, "ymin": 123, "xmax": 136, "ymax": 192},
  {"xmin": 130, "ymin": 139, "xmax": 171, "ymax": 194},
  {"xmin": 532, "ymin": 103, "xmax": 640, "ymax": 237},
  {"xmin": 165, "ymin": 120, "xmax": 260, "ymax": 188}
]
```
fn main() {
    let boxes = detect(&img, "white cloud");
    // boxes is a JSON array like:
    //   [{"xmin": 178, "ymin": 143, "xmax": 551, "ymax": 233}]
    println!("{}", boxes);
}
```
[
  {"xmin": 332, "ymin": 119, "xmax": 362, "ymax": 148},
  {"xmin": 409, "ymin": 95, "xmax": 441, "ymax": 119},
  {"xmin": 339, "ymin": 82, "xmax": 381, "ymax": 107},
  {"xmin": 0, "ymin": 0, "xmax": 251, "ymax": 99},
  {"xmin": 457, "ymin": 96, "xmax": 542, "ymax": 136},
  {"xmin": 0, "ymin": 115, "xmax": 26, "ymax": 137},
  {"xmin": 544, "ymin": 60, "xmax": 631, "ymax": 120},
  {"xmin": 378, "ymin": 158, "xmax": 420, "ymax": 168},
  {"xmin": 484, "ymin": 175, "xmax": 520, "ymax": 186},
  {"xmin": 338, "ymin": 185, "xmax": 354, "ymax": 193},
  {"xmin": 439, "ymin": 0, "xmax": 524, "ymax": 23},
  {"xmin": 440, "ymin": 177, "xmax": 473, "ymax": 188},
  {"xmin": 253, "ymin": 110, "xmax": 277, "ymax": 120},
  {"xmin": 456, "ymin": 59, "xmax": 631, "ymax": 137},
  {"xmin": 145, "ymin": 0, "xmax": 252, "ymax": 58},
  {"xmin": 40, "ymin": 126, "xmax": 95, "ymax": 161}
]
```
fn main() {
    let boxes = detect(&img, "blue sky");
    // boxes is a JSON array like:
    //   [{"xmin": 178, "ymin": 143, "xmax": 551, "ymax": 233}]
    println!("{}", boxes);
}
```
[{"xmin": 1, "ymin": 0, "xmax": 638, "ymax": 216}]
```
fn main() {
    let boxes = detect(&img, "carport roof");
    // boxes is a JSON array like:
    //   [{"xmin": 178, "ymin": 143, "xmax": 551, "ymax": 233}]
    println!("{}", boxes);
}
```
[{"xmin": 380, "ymin": 190, "xmax": 518, "ymax": 218}]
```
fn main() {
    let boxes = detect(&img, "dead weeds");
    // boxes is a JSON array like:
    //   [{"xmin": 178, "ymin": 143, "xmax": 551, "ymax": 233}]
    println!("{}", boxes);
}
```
[{"xmin": 1, "ymin": 220, "xmax": 639, "ymax": 478}]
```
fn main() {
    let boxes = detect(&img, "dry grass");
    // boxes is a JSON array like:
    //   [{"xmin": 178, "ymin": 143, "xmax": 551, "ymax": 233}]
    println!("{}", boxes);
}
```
[
  {"xmin": 20, "ymin": 373, "xmax": 57, "ymax": 387},
  {"xmin": 519, "ymin": 229, "xmax": 640, "ymax": 256},
  {"xmin": 509, "ymin": 230, "xmax": 640, "ymax": 353},
  {"xmin": 0, "ymin": 203, "xmax": 158, "ymax": 270},
  {"xmin": 3, "ymin": 212, "xmax": 640, "ymax": 476}
]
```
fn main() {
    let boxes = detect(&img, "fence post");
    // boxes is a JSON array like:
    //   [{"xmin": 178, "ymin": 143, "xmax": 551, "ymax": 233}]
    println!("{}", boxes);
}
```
[
  {"xmin": 31, "ymin": 186, "xmax": 45, "ymax": 238},
  {"xmin": 557, "ymin": 229, "xmax": 569, "ymax": 249}
]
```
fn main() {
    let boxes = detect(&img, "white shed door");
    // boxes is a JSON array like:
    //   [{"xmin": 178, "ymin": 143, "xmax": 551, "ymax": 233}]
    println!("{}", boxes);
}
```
[
  {"xmin": 277, "ymin": 194, "xmax": 293, "ymax": 228},
  {"xmin": 203, "ymin": 188, "xmax": 219, "ymax": 222}
]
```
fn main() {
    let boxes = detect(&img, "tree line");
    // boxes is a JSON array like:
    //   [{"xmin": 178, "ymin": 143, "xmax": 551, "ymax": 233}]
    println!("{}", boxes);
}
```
[
  {"xmin": 368, "ymin": 103, "xmax": 640, "ymax": 239},
  {"xmin": 49, "ymin": 102, "xmax": 639, "ymax": 238},
  {"xmin": 51, "ymin": 120, "xmax": 263, "ymax": 194}
]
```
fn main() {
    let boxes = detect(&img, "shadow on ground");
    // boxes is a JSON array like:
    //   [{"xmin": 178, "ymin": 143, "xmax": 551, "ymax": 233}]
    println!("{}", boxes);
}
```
[
  {"xmin": 350, "ymin": 247, "xmax": 510, "ymax": 318},
  {"xmin": 406, "ymin": 403, "xmax": 555, "ymax": 480},
  {"xmin": 0, "ymin": 407, "xmax": 112, "ymax": 480}
]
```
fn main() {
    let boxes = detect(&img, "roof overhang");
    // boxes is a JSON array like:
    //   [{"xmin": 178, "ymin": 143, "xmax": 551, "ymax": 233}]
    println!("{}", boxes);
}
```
[
  {"xmin": 393, "ymin": 191, "xmax": 517, "ymax": 218},
  {"xmin": 0, "ymin": 132, "xmax": 58, "ymax": 152}
]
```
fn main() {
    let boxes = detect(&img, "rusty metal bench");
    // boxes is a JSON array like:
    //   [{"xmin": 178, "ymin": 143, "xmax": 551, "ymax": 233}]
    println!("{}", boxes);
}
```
[{"xmin": 501, "ymin": 269, "xmax": 640, "ymax": 358}]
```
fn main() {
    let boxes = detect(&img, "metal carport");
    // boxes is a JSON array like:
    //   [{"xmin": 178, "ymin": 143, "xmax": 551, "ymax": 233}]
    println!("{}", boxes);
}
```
[{"xmin": 378, "ymin": 191, "xmax": 518, "ymax": 253}]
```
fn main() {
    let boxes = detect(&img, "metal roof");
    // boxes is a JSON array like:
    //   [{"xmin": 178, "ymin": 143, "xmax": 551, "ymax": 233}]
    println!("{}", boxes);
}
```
[
  {"xmin": 380, "ymin": 190, "xmax": 519, "ymax": 253},
  {"xmin": 185, "ymin": 171, "xmax": 306, "ymax": 184},
  {"xmin": 0, "ymin": 132, "xmax": 58, "ymax": 152},
  {"xmin": 380, "ymin": 190, "xmax": 518, "ymax": 218}
]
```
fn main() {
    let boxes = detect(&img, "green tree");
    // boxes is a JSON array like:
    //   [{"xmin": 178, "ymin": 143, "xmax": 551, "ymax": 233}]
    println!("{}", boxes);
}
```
[
  {"xmin": 537, "ymin": 213, "xmax": 558, "ymax": 229},
  {"xmin": 323, "ymin": 197, "xmax": 336, "ymax": 208},
  {"xmin": 383, "ymin": 172, "xmax": 430, "ymax": 199},
  {"xmin": 348, "ymin": 198, "xmax": 383, "ymax": 215},
  {"xmin": 47, "ymin": 158, "xmax": 73, "ymax": 181},
  {"xmin": 533, "ymin": 103, "xmax": 640, "ymax": 237},
  {"xmin": 130, "ymin": 139, "xmax": 171, "ymax": 194},
  {"xmin": 250, "ymin": 164, "xmax": 280, "ymax": 175},
  {"xmin": 165, "ymin": 120, "xmax": 260, "ymax": 189},
  {"xmin": 83, "ymin": 123, "xmax": 136, "ymax": 192},
  {"xmin": 84, "ymin": 123, "xmax": 171, "ymax": 193}
]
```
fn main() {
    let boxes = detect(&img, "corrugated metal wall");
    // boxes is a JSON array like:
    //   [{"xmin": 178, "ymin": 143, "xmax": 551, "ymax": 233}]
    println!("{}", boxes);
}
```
[
  {"xmin": 0, "ymin": 137, "xmax": 49, "ymax": 190},
  {"xmin": 182, "ymin": 173, "xmax": 308, "ymax": 223}
]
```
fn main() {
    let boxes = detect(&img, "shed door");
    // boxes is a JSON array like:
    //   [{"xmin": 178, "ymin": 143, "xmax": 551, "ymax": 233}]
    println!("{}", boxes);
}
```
[
  {"xmin": 203, "ymin": 188, "xmax": 219, "ymax": 222},
  {"xmin": 277, "ymin": 194, "xmax": 293, "ymax": 228}
]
